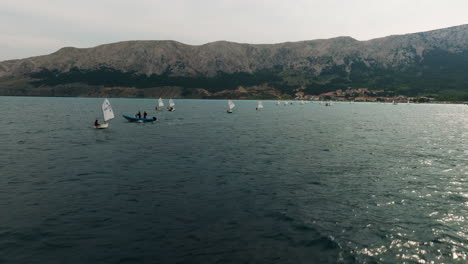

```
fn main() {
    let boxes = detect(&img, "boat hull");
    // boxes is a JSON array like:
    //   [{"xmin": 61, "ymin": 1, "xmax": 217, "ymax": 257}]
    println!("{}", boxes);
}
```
[
  {"xmin": 95, "ymin": 123, "xmax": 109, "ymax": 129},
  {"xmin": 122, "ymin": 115, "xmax": 157, "ymax": 122}
]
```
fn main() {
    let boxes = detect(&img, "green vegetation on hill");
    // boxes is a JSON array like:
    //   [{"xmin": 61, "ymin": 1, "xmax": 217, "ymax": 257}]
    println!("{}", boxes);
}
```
[
  {"xmin": 347, "ymin": 49, "xmax": 468, "ymax": 100},
  {"xmin": 29, "ymin": 66, "xmax": 297, "ymax": 96}
]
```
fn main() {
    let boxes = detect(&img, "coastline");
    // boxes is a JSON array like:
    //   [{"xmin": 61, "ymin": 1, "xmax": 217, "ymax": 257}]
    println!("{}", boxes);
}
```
[{"xmin": 0, "ymin": 94, "xmax": 464, "ymax": 105}]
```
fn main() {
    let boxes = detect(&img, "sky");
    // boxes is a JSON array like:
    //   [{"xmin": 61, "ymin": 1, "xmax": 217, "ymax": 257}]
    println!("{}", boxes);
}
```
[{"xmin": 0, "ymin": 0, "xmax": 467, "ymax": 60}]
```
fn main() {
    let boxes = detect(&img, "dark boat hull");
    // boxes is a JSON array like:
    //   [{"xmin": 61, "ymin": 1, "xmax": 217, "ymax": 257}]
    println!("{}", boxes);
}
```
[{"xmin": 122, "ymin": 115, "xmax": 157, "ymax": 122}]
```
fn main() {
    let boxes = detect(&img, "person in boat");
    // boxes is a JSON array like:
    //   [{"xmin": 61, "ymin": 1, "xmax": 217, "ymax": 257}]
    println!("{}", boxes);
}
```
[
  {"xmin": 137, "ymin": 111, "xmax": 142, "ymax": 118},
  {"xmin": 94, "ymin": 119, "xmax": 99, "ymax": 127},
  {"xmin": 153, "ymin": 117, "xmax": 157, "ymax": 121},
  {"xmin": 143, "ymin": 111, "xmax": 147, "ymax": 118}
]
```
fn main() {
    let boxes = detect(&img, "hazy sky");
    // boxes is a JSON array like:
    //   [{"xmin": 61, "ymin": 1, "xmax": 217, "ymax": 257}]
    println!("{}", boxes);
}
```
[{"xmin": 1, "ymin": 0, "xmax": 467, "ymax": 60}]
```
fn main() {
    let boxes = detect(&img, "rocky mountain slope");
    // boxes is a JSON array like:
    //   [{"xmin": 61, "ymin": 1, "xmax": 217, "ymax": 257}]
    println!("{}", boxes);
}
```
[{"xmin": 1, "ymin": 24, "xmax": 467, "ymax": 99}]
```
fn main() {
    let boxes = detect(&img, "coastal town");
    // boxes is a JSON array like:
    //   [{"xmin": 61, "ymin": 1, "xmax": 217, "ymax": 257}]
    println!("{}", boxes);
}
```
[{"xmin": 296, "ymin": 88, "xmax": 434, "ymax": 103}]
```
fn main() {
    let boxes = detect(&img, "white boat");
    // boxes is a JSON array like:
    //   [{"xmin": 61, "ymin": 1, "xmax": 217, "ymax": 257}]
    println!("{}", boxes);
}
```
[
  {"xmin": 167, "ymin": 99, "xmax": 175, "ymax": 112},
  {"xmin": 300, "ymin": 100, "xmax": 305, "ymax": 105},
  {"xmin": 393, "ymin": 100, "xmax": 398, "ymax": 105},
  {"xmin": 256, "ymin": 101, "xmax": 264, "ymax": 110},
  {"xmin": 284, "ymin": 101, "xmax": 288, "ymax": 106},
  {"xmin": 156, "ymin": 98, "xmax": 165, "ymax": 110},
  {"xmin": 227, "ymin": 100, "xmax": 235, "ymax": 113},
  {"xmin": 276, "ymin": 101, "xmax": 280, "ymax": 106},
  {"xmin": 95, "ymin": 98, "xmax": 114, "ymax": 129}
]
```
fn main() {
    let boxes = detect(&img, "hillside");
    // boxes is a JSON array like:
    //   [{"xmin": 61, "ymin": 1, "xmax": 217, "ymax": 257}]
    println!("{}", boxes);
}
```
[{"xmin": 1, "ymin": 24, "xmax": 468, "ymax": 100}]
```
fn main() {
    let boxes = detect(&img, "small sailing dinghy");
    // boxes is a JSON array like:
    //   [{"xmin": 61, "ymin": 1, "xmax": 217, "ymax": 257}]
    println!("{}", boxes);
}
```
[
  {"xmin": 95, "ymin": 99, "xmax": 114, "ymax": 129},
  {"xmin": 156, "ymin": 98, "xmax": 165, "ymax": 110},
  {"xmin": 167, "ymin": 99, "xmax": 175, "ymax": 112},
  {"xmin": 276, "ymin": 101, "xmax": 280, "ymax": 106},
  {"xmin": 227, "ymin": 100, "xmax": 235, "ymax": 113},
  {"xmin": 256, "ymin": 101, "xmax": 264, "ymax": 110}
]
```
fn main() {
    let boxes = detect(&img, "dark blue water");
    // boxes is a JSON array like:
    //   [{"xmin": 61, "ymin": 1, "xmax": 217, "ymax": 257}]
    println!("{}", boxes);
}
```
[{"xmin": 1, "ymin": 97, "xmax": 467, "ymax": 263}]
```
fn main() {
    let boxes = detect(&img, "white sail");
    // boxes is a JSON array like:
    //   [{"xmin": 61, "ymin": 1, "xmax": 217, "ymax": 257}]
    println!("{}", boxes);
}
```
[
  {"xmin": 257, "ymin": 101, "xmax": 264, "ymax": 109},
  {"xmin": 276, "ymin": 101, "xmax": 280, "ymax": 105},
  {"xmin": 102, "ymin": 99, "xmax": 114, "ymax": 122},
  {"xmin": 228, "ymin": 100, "xmax": 235, "ymax": 110},
  {"xmin": 284, "ymin": 101, "xmax": 288, "ymax": 105},
  {"xmin": 158, "ymin": 98, "xmax": 165, "ymax": 107},
  {"xmin": 169, "ymin": 99, "xmax": 175, "ymax": 107}
]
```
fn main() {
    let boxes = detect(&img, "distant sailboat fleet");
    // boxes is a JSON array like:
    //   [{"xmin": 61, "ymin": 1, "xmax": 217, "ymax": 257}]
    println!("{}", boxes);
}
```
[{"xmin": 95, "ymin": 97, "xmax": 403, "ymax": 128}]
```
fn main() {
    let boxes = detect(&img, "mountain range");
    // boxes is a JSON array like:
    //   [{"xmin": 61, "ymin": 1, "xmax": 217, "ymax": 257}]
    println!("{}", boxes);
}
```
[{"xmin": 1, "ymin": 24, "xmax": 467, "ymax": 100}]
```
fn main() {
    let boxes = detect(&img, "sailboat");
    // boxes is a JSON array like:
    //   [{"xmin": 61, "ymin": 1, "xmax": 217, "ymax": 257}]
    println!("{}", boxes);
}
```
[
  {"xmin": 95, "ymin": 99, "xmax": 114, "ymax": 129},
  {"xmin": 284, "ymin": 101, "xmax": 288, "ymax": 106},
  {"xmin": 300, "ymin": 100, "xmax": 305, "ymax": 105},
  {"xmin": 156, "ymin": 98, "xmax": 165, "ymax": 110},
  {"xmin": 276, "ymin": 101, "xmax": 280, "ymax": 106},
  {"xmin": 167, "ymin": 99, "xmax": 175, "ymax": 112},
  {"xmin": 256, "ymin": 101, "xmax": 264, "ymax": 110},
  {"xmin": 227, "ymin": 100, "xmax": 235, "ymax": 113}
]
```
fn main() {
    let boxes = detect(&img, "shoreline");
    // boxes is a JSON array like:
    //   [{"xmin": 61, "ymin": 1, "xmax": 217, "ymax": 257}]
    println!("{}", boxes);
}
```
[{"xmin": 0, "ymin": 95, "xmax": 464, "ymax": 105}]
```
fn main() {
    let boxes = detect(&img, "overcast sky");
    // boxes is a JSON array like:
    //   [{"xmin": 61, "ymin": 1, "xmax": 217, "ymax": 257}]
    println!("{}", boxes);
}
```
[{"xmin": 1, "ymin": 0, "xmax": 467, "ymax": 60}]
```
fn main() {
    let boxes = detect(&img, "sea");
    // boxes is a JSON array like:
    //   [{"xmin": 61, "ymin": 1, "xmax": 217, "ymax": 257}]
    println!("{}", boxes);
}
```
[{"xmin": 0, "ymin": 96, "xmax": 467, "ymax": 263}]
